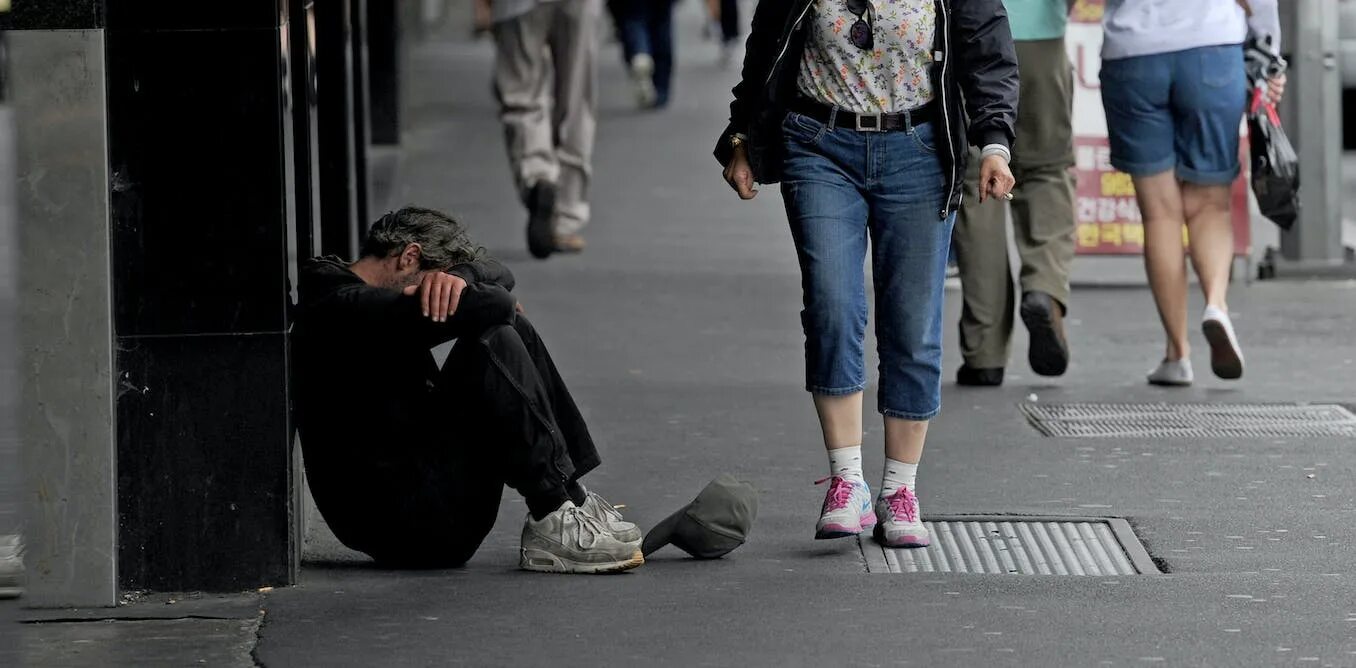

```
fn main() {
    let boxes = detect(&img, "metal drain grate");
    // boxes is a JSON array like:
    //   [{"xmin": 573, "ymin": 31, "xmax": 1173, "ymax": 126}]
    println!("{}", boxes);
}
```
[
  {"xmin": 1021, "ymin": 402, "xmax": 1356, "ymax": 438},
  {"xmin": 861, "ymin": 516, "xmax": 1158, "ymax": 575}
]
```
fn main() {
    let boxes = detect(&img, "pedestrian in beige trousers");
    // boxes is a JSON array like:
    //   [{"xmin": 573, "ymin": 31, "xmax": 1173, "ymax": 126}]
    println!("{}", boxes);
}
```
[{"xmin": 952, "ymin": 0, "xmax": 1076, "ymax": 386}]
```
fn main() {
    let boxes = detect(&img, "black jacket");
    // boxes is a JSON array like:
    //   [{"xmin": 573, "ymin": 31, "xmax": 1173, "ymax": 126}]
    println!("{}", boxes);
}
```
[
  {"xmin": 292, "ymin": 256, "xmax": 516, "ymax": 549},
  {"xmin": 713, "ymin": 0, "xmax": 1019, "ymax": 219}
]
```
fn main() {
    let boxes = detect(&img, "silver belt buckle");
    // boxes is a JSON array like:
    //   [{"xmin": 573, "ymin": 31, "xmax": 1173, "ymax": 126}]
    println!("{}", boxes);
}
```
[{"xmin": 855, "ymin": 112, "xmax": 883, "ymax": 132}]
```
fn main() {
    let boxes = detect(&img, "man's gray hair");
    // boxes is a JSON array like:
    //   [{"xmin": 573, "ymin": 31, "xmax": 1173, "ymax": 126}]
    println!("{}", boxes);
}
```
[{"xmin": 361, "ymin": 206, "xmax": 484, "ymax": 269}]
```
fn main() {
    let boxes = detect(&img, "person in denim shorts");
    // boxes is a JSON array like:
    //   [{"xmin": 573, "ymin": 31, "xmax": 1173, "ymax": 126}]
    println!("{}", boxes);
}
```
[
  {"xmin": 716, "ymin": 0, "xmax": 1017, "ymax": 549},
  {"xmin": 1099, "ymin": 0, "xmax": 1285, "ymax": 386}
]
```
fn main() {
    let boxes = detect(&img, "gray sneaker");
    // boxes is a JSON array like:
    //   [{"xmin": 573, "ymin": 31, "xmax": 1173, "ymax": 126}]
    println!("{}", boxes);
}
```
[
  {"xmin": 579, "ymin": 491, "xmax": 642, "ymax": 544},
  {"xmin": 520, "ymin": 502, "xmax": 644, "ymax": 574},
  {"xmin": 0, "ymin": 535, "xmax": 24, "ymax": 599}
]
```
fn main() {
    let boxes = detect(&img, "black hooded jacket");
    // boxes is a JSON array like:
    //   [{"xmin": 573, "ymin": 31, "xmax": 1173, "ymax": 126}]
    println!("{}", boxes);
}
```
[{"xmin": 713, "ymin": 0, "xmax": 1019, "ymax": 219}]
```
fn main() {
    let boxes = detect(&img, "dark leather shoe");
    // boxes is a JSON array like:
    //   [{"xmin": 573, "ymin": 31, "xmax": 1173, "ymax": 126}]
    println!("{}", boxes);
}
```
[
  {"xmin": 957, "ymin": 365, "xmax": 1004, "ymax": 386},
  {"xmin": 526, "ymin": 182, "xmax": 557, "ymax": 260},
  {"xmin": 1020, "ymin": 291, "xmax": 1070, "ymax": 377}
]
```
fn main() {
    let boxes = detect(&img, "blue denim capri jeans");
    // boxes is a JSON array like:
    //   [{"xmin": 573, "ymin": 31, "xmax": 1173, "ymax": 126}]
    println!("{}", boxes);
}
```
[{"xmin": 779, "ymin": 110, "xmax": 955, "ymax": 421}]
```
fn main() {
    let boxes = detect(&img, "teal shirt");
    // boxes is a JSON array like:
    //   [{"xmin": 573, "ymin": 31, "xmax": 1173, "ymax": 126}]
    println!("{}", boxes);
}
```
[{"xmin": 1003, "ymin": 0, "xmax": 1068, "ymax": 41}]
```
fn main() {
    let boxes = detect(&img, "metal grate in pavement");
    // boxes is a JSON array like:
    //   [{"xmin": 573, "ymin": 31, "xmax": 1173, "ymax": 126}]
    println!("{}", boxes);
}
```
[
  {"xmin": 0, "ymin": 534, "xmax": 23, "ymax": 598},
  {"xmin": 1021, "ymin": 402, "xmax": 1356, "ymax": 439},
  {"xmin": 861, "ymin": 516, "xmax": 1158, "ymax": 575}
]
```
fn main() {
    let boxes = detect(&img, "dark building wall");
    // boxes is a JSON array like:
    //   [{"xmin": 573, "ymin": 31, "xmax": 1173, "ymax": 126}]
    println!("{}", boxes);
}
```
[
  {"xmin": 366, "ymin": 0, "xmax": 399, "ymax": 146},
  {"xmin": 104, "ymin": 0, "xmax": 298, "ymax": 591},
  {"xmin": 9, "ymin": 0, "xmax": 373, "ymax": 600}
]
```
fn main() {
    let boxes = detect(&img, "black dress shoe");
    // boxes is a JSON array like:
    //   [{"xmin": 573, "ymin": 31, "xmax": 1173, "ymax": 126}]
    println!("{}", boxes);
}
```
[
  {"xmin": 1019, "ymin": 291, "xmax": 1070, "ymax": 377},
  {"xmin": 957, "ymin": 365, "xmax": 1004, "ymax": 386},
  {"xmin": 526, "ymin": 181, "xmax": 557, "ymax": 260}
]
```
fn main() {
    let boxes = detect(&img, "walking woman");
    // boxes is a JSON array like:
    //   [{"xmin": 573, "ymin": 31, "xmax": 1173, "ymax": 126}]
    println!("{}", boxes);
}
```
[
  {"xmin": 715, "ymin": 0, "xmax": 1017, "ymax": 548},
  {"xmin": 1099, "ymin": 0, "xmax": 1285, "ymax": 386}
]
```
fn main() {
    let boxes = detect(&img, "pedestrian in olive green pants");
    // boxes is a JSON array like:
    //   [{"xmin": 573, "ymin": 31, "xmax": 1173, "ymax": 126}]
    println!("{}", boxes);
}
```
[{"xmin": 953, "ymin": 34, "xmax": 1075, "ymax": 386}]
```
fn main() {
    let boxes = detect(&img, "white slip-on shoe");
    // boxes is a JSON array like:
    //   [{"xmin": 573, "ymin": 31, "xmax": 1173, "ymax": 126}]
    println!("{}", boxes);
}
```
[
  {"xmin": 1148, "ymin": 358, "xmax": 1194, "ymax": 387},
  {"xmin": 1202, "ymin": 306, "xmax": 1244, "ymax": 380}
]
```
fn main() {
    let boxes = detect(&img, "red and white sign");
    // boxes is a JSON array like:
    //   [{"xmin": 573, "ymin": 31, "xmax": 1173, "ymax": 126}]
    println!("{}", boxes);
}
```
[{"xmin": 1066, "ymin": 0, "xmax": 1249, "ymax": 256}]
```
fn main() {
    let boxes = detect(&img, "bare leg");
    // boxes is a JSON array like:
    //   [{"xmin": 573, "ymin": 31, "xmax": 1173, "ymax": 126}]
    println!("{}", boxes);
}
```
[
  {"xmin": 1181, "ymin": 183, "xmax": 1233, "ymax": 309},
  {"xmin": 883, "ymin": 417, "xmax": 928, "ymax": 464},
  {"xmin": 1133, "ymin": 171, "xmax": 1190, "ymax": 361},
  {"xmin": 813, "ymin": 393, "xmax": 863, "ymax": 450}
]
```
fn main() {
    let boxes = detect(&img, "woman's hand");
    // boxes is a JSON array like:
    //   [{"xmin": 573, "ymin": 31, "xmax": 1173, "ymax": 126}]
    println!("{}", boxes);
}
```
[
  {"xmin": 723, "ymin": 145, "xmax": 758, "ymax": 200},
  {"xmin": 978, "ymin": 155, "xmax": 1015, "ymax": 203},
  {"xmin": 1266, "ymin": 73, "xmax": 1286, "ymax": 105}
]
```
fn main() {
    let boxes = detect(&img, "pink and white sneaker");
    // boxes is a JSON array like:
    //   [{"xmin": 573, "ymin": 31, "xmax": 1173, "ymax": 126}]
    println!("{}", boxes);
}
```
[
  {"xmin": 874, "ymin": 487, "xmax": 930, "ymax": 548},
  {"xmin": 814, "ymin": 476, "xmax": 877, "ymax": 539}
]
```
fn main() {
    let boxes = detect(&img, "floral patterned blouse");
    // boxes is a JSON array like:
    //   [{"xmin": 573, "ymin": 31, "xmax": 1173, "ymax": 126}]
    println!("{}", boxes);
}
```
[{"xmin": 797, "ymin": 0, "xmax": 938, "ymax": 114}]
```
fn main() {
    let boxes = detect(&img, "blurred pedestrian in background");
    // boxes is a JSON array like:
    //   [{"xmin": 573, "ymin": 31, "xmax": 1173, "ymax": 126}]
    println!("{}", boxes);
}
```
[
  {"xmin": 718, "ymin": 0, "xmax": 1017, "ymax": 550},
  {"xmin": 1099, "ymin": 0, "xmax": 1285, "ymax": 386},
  {"xmin": 704, "ymin": 0, "xmax": 742, "ymax": 67},
  {"xmin": 952, "ymin": 0, "xmax": 1076, "ymax": 388},
  {"xmin": 490, "ymin": 0, "xmax": 603, "ymax": 258},
  {"xmin": 613, "ymin": 0, "xmax": 678, "ymax": 109},
  {"xmin": 473, "ymin": 0, "xmax": 493, "ymax": 36}
]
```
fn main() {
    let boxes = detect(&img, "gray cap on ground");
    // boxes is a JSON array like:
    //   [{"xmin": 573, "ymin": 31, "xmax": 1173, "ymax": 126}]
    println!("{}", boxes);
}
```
[{"xmin": 641, "ymin": 474, "xmax": 758, "ymax": 559}]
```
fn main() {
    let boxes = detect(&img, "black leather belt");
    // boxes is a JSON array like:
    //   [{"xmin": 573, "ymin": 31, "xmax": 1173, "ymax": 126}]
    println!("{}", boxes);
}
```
[{"xmin": 790, "ymin": 97, "xmax": 937, "ymax": 132}]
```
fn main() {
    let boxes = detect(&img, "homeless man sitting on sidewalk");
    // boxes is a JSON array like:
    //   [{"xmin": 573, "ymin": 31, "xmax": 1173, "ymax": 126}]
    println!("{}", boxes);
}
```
[{"xmin": 295, "ymin": 207, "xmax": 643, "ymax": 574}]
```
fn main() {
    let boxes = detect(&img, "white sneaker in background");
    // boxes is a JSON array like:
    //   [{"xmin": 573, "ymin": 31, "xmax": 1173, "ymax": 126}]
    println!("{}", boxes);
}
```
[
  {"xmin": 629, "ymin": 53, "xmax": 658, "ymax": 109},
  {"xmin": 1147, "ymin": 358, "xmax": 1194, "ymax": 387},
  {"xmin": 1202, "ymin": 305, "xmax": 1244, "ymax": 380}
]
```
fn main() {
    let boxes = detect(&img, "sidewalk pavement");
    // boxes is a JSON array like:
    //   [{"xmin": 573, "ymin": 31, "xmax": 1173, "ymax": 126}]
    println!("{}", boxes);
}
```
[{"xmin": 7, "ymin": 5, "xmax": 1356, "ymax": 665}]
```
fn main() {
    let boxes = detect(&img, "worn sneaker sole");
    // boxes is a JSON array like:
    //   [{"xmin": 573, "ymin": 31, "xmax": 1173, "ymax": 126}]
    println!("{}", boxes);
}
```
[
  {"xmin": 1020, "ymin": 298, "xmax": 1069, "ymax": 377},
  {"xmin": 1203, "ymin": 319, "xmax": 1243, "ymax": 380},
  {"xmin": 1148, "ymin": 376, "xmax": 1193, "ymax": 387},
  {"xmin": 815, "ymin": 512, "xmax": 877, "ymax": 540},
  {"xmin": 520, "ymin": 548, "xmax": 644, "ymax": 574},
  {"xmin": 873, "ymin": 524, "xmax": 931, "ymax": 549}
]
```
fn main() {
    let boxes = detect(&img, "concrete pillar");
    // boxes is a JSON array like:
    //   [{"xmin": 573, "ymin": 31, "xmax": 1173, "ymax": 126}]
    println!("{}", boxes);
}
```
[
  {"xmin": 1270, "ymin": 0, "xmax": 1352, "ymax": 276},
  {"xmin": 4, "ymin": 0, "xmax": 303, "ymax": 603},
  {"xmin": 7, "ymin": 19, "xmax": 118, "ymax": 608}
]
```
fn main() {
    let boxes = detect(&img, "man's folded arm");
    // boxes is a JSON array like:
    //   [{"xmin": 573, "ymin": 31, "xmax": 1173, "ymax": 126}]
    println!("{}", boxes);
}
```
[
  {"xmin": 332, "ymin": 281, "xmax": 517, "ymax": 346},
  {"xmin": 447, "ymin": 258, "xmax": 516, "ymax": 292}
]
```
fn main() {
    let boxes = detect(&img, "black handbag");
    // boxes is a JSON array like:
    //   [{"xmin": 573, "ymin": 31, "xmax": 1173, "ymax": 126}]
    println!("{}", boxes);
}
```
[{"xmin": 1244, "ymin": 34, "xmax": 1300, "ymax": 230}]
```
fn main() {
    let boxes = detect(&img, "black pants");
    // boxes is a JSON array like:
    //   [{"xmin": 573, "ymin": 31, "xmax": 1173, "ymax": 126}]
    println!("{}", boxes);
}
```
[
  {"xmin": 362, "ymin": 315, "xmax": 600, "ymax": 568},
  {"xmin": 718, "ymin": 0, "xmax": 740, "ymax": 43}
]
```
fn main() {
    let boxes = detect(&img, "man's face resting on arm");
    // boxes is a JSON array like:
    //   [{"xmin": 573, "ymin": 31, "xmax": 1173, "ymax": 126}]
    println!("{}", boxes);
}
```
[{"xmin": 349, "ymin": 241, "xmax": 470, "ymax": 323}]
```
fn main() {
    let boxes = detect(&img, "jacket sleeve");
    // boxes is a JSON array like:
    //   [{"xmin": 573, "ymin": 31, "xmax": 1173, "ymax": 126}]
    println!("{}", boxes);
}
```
[
  {"xmin": 1245, "ymin": 0, "xmax": 1281, "ymax": 54},
  {"xmin": 447, "ymin": 257, "xmax": 516, "ymax": 292},
  {"xmin": 714, "ymin": 0, "xmax": 794, "ymax": 167},
  {"xmin": 951, "ymin": 0, "xmax": 1020, "ymax": 150},
  {"xmin": 329, "ymin": 281, "xmax": 517, "ymax": 348}
]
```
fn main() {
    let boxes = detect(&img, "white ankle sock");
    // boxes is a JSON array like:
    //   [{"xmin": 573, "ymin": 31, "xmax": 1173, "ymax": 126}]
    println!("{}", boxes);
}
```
[
  {"xmin": 826, "ymin": 446, "xmax": 864, "ymax": 481},
  {"xmin": 881, "ymin": 458, "xmax": 918, "ymax": 498}
]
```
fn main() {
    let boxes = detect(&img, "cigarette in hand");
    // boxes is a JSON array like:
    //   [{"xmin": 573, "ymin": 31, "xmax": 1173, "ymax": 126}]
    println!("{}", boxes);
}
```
[{"xmin": 1001, "ymin": 192, "xmax": 1014, "ymax": 201}]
